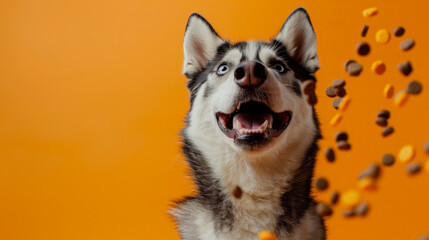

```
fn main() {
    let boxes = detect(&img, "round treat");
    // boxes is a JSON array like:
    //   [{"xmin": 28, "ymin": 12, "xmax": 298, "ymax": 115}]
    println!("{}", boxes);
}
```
[
  {"xmin": 355, "ymin": 202, "xmax": 370, "ymax": 216},
  {"xmin": 340, "ymin": 190, "xmax": 361, "ymax": 208},
  {"xmin": 375, "ymin": 29, "xmax": 390, "ymax": 44},
  {"xmin": 383, "ymin": 84, "xmax": 394, "ymax": 98},
  {"xmin": 335, "ymin": 87, "xmax": 347, "ymax": 98},
  {"xmin": 377, "ymin": 110, "xmax": 391, "ymax": 119},
  {"xmin": 258, "ymin": 230, "xmax": 277, "ymax": 240},
  {"xmin": 406, "ymin": 162, "xmax": 421, "ymax": 175},
  {"xmin": 382, "ymin": 126, "xmax": 394, "ymax": 137},
  {"xmin": 332, "ymin": 79, "xmax": 346, "ymax": 88},
  {"xmin": 316, "ymin": 203, "xmax": 333, "ymax": 217},
  {"xmin": 347, "ymin": 61, "xmax": 363, "ymax": 76},
  {"xmin": 342, "ymin": 210, "xmax": 356, "ymax": 218},
  {"xmin": 324, "ymin": 148, "xmax": 335, "ymax": 162},
  {"xmin": 365, "ymin": 163, "xmax": 381, "ymax": 179},
  {"xmin": 313, "ymin": 178, "xmax": 329, "ymax": 190},
  {"xmin": 335, "ymin": 131, "xmax": 348, "ymax": 142},
  {"xmin": 400, "ymin": 38, "xmax": 415, "ymax": 51},
  {"xmin": 382, "ymin": 154, "xmax": 395, "ymax": 166},
  {"xmin": 337, "ymin": 140, "xmax": 351, "ymax": 150},
  {"xmin": 356, "ymin": 42, "xmax": 370, "ymax": 56},
  {"xmin": 393, "ymin": 26, "xmax": 405, "ymax": 37},
  {"xmin": 332, "ymin": 98, "xmax": 343, "ymax": 109},
  {"xmin": 357, "ymin": 176, "xmax": 376, "ymax": 190},
  {"xmin": 398, "ymin": 144, "xmax": 416, "ymax": 163},
  {"xmin": 397, "ymin": 60, "xmax": 413, "ymax": 76},
  {"xmin": 407, "ymin": 80, "xmax": 422, "ymax": 94},
  {"xmin": 330, "ymin": 191, "xmax": 340, "ymax": 205},
  {"xmin": 325, "ymin": 86, "xmax": 337, "ymax": 98},
  {"xmin": 375, "ymin": 117, "xmax": 388, "ymax": 127},
  {"xmin": 371, "ymin": 60, "xmax": 386, "ymax": 75}
]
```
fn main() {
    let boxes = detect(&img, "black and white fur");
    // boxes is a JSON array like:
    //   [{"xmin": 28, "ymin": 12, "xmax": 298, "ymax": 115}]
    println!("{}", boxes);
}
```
[{"xmin": 171, "ymin": 8, "xmax": 326, "ymax": 240}]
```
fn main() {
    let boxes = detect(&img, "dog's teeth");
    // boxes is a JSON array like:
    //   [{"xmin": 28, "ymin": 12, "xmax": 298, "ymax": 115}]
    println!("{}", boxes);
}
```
[
  {"xmin": 237, "ymin": 102, "xmax": 241, "ymax": 110},
  {"xmin": 262, "ymin": 120, "xmax": 268, "ymax": 131}
]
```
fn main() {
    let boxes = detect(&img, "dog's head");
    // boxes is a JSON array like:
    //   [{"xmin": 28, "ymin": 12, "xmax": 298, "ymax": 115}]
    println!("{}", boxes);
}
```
[{"xmin": 182, "ymin": 8, "xmax": 320, "ymax": 157}]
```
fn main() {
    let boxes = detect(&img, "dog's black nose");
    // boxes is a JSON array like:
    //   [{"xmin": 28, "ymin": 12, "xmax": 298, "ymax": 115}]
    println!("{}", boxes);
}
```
[{"xmin": 234, "ymin": 61, "xmax": 267, "ymax": 88}]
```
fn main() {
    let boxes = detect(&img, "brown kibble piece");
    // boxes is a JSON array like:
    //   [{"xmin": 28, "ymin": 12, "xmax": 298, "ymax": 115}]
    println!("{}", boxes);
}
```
[
  {"xmin": 232, "ymin": 186, "xmax": 242, "ymax": 199},
  {"xmin": 393, "ymin": 26, "xmax": 405, "ymax": 37},
  {"xmin": 335, "ymin": 87, "xmax": 347, "ymax": 98},
  {"xmin": 302, "ymin": 80, "xmax": 316, "ymax": 95},
  {"xmin": 407, "ymin": 81, "xmax": 422, "ymax": 94},
  {"xmin": 361, "ymin": 25, "xmax": 369, "ymax": 37},
  {"xmin": 382, "ymin": 126, "xmax": 394, "ymax": 137},
  {"xmin": 335, "ymin": 131, "xmax": 348, "ymax": 142},
  {"xmin": 382, "ymin": 154, "xmax": 395, "ymax": 166},
  {"xmin": 316, "ymin": 203, "xmax": 333, "ymax": 217},
  {"xmin": 356, "ymin": 42, "xmax": 370, "ymax": 56},
  {"xmin": 375, "ymin": 117, "xmax": 388, "ymax": 127},
  {"xmin": 344, "ymin": 60, "xmax": 355, "ymax": 70},
  {"xmin": 342, "ymin": 210, "xmax": 356, "ymax": 218},
  {"xmin": 347, "ymin": 61, "xmax": 363, "ymax": 76},
  {"xmin": 355, "ymin": 202, "xmax": 369, "ymax": 216},
  {"xmin": 324, "ymin": 148, "xmax": 335, "ymax": 162},
  {"xmin": 325, "ymin": 86, "xmax": 337, "ymax": 98},
  {"xmin": 406, "ymin": 162, "xmax": 421, "ymax": 175},
  {"xmin": 424, "ymin": 140, "xmax": 429, "ymax": 153},
  {"xmin": 313, "ymin": 178, "xmax": 329, "ymax": 190},
  {"xmin": 400, "ymin": 38, "xmax": 415, "ymax": 51},
  {"xmin": 397, "ymin": 61, "xmax": 413, "ymax": 76},
  {"xmin": 330, "ymin": 191, "xmax": 339, "ymax": 205},
  {"xmin": 378, "ymin": 110, "xmax": 391, "ymax": 119},
  {"xmin": 358, "ymin": 163, "xmax": 380, "ymax": 179},
  {"xmin": 332, "ymin": 79, "xmax": 346, "ymax": 89},
  {"xmin": 337, "ymin": 140, "xmax": 351, "ymax": 150},
  {"xmin": 332, "ymin": 98, "xmax": 342, "ymax": 109}
]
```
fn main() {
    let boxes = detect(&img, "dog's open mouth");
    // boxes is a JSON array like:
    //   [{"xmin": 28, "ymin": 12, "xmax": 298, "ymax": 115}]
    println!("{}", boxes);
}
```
[{"xmin": 216, "ymin": 101, "xmax": 292, "ymax": 148}]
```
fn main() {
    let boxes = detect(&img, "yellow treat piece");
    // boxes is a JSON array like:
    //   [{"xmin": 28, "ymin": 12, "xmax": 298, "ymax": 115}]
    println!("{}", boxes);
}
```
[
  {"xmin": 340, "ymin": 190, "xmax": 361, "ymax": 208},
  {"xmin": 371, "ymin": 60, "xmax": 386, "ymax": 75},
  {"xmin": 258, "ymin": 230, "xmax": 277, "ymax": 240},
  {"xmin": 383, "ymin": 84, "xmax": 394, "ymax": 98},
  {"xmin": 398, "ymin": 145, "xmax": 416, "ymax": 163},
  {"xmin": 363, "ymin": 7, "xmax": 378, "ymax": 17},
  {"xmin": 375, "ymin": 29, "xmax": 390, "ymax": 44},
  {"xmin": 338, "ymin": 96, "xmax": 351, "ymax": 112},
  {"xmin": 357, "ymin": 177, "xmax": 376, "ymax": 190},
  {"xmin": 394, "ymin": 90, "xmax": 408, "ymax": 107},
  {"xmin": 330, "ymin": 113, "xmax": 342, "ymax": 127}
]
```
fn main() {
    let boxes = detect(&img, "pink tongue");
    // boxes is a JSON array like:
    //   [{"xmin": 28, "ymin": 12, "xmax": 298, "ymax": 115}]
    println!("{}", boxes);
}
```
[{"xmin": 233, "ymin": 113, "xmax": 272, "ymax": 129}]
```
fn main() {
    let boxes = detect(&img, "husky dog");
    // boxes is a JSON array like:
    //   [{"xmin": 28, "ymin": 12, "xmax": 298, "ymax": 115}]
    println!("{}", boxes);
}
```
[{"xmin": 171, "ymin": 7, "xmax": 326, "ymax": 240}]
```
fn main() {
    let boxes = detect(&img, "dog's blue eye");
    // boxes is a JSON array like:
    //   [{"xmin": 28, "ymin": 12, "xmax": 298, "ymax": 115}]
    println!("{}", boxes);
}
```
[
  {"xmin": 217, "ymin": 64, "xmax": 229, "ymax": 75},
  {"xmin": 273, "ymin": 63, "xmax": 285, "ymax": 73}
]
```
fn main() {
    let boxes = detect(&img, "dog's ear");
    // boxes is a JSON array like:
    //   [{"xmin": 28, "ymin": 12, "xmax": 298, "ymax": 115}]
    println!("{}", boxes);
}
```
[
  {"xmin": 183, "ymin": 13, "xmax": 224, "ymax": 77},
  {"xmin": 275, "ymin": 8, "xmax": 319, "ymax": 73}
]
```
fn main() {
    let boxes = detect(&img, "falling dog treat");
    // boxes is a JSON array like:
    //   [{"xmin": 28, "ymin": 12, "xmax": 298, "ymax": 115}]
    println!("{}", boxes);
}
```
[
  {"xmin": 335, "ymin": 87, "xmax": 347, "ymax": 98},
  {"xmin": 375, "ymin": 117, "xmax": 387, "ymax": 127},
  {"xmin": 371, "ymin": 60, "xmax": 386, "ymax": 75},
  {"xmin": 406, "ymin": 162, "xmax": 421, "ymax": 175},
  {"xmin": 356, "ymin": 42, "xmax": 370, "ymax": 56},
  {"xmin": 400, "ymin": 38, "xmax": 415, "ymax": 51},
  {"xmin": 338, "ymin": 96, "xmax": 350, "ymax": 111},
  {"xmin": 394, "ymin": 90, "xmax": 408, "ymax": 107},
  {"xmin": 330, "ymin": 113, "xmax": 342, "ymax": 127},
  {"xmin": 363, "ymin": 7, "xmax": 378, "ymax": 17},
  {"xmin": 337, "ymin": 140, "xmax": 351, "ymax": 150},
  {"xmin": 325, "ymin": 148, "xmax": 335, "ymax": 162},
  {"xmin": 382, "ymin": 154, "xmax": 395, "ymax": 166},
  {"xmin": 325, "ymin": 86, "xmax": 337, "ymax": 98},
  {"xmin": 330, "ymin": 191, "xmax": 340, "ymax": 205},
  {"xmin": 258, "ymin": 230, "xmax": 277, "ymax": 240},
  {"xmin": 416, "ymin": 234, "xmax": 429, "ymax": 240},
  {"xmin": 346, "ymin": 61, "xmax": 363, "ymax": 76},
  {"xmin": 398, "ymin": 144, "xmax": 416, "ymax": 163},
  {"xmin": 358, "ymin": 163, "xmax": 381, "ymax": 179},
  {"xmin": 341, "ymin": 190, "xmax": 361, "ymax": 208},
  {"xmin": 381, "ymin": 126, "xmax": 394, "ymax": 137},
  {"xmin": 424, "ymin": 140, "xmax": 429, "ymax": 153},
  {"xmin": 377, "ymin": 110, "xmax": 390, "ymax": 119},
  {"xmin": 393, "ymin": 26, "xmax": 405, "ymax": 37},
  {"xmin": 313, "ymin": 178, "xmax": 329, "ymax": 190},
  {"xmin": 342, "ymin": 210, "xmax": 356, "ymax": 218},
  {"xmin": 383, "ymin": 83, "xmax": 394, "ymax": 98},
  {"xmin": 357, "ymin": 176, "xmax": 376, "ymax": 190},
  {"xmin": 332, "ymin": 79, "xmax": 346, "ymax": 88},
  {"xmin": 332, "ymin": 98, "xmax": 343, "ymax": 109},
  {"xmin": 335, "ymin": 131, "xmax": 348, "ymax": 142},
  {"xmin": 361, "ymin": 25, "xmax": 369, "ymax": 37},
  {"xmin": 375, "ymin": 29, "xmax": 390, "ymax": 44},
  {"xmin": 316, "ymin": 203, "xmax": 333, "ymax": 217},
  {"xmin": 407, "ymin": 80, "xmax": 422, "ymax": 94},
  {"xmin": 397, "ymin": 60, "xmax": 413, "ymax": 76},
  {"xmin": 355, "ymin": 202, "xmax": 370, "ymax": 216}
]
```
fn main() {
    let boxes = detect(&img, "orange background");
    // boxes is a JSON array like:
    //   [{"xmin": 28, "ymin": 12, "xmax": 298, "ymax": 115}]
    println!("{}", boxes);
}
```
[{"xmin": 0, "ymin": 0, "xmax": 428, "ymax": 239}]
